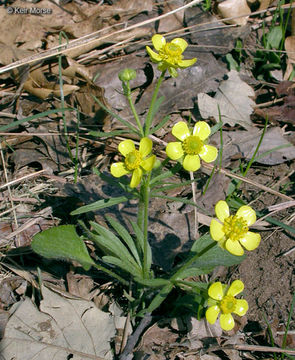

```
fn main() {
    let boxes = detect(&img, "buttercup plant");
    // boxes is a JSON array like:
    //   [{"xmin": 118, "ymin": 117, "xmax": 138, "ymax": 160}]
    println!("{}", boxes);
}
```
[{"xmin": 31, "ymin": 33, "xmax": 262, "ymax": 335}]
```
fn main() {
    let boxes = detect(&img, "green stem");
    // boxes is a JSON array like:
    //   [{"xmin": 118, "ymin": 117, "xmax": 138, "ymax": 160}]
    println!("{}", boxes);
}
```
[
  {"xmin": 93, "ymin": 263, "xmax": 128, "ymax": 286},
  {"xmin": 142, "ymin": 173, "xmax": 151, "ymax": 278},
  {"xmin": 144, "ymin": 70, "xmax": 166, "ymax": 136},
  {"xmin": 137, "ymin": 196, "xmax": 144, "ymax": 232},
  {"xmin": 171, "ymin": 242, "xmax": 217, "ymax": 281},
  {"xmin": 126, "ymin": 82, "xmax": 144, "ymax": 137}
]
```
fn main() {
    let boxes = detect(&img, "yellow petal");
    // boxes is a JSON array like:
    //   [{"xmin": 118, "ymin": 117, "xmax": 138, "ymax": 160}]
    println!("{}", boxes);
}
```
[
  {"xmin": 236, "ymin": 205, "xmax": 256, "ymax": 226},
  {"xmin": 171, "ymin": 37, "xmax": 188, "ymax": 52},
  {"xmin": 220, "ymin": 313, "xmax": 235, "ymax": 331},
  {"xmin": 172, "ymin": 121, "xmax": 190, "ymax": 141},
  {"xmin": 215, "ymin": 200, "xmax": 230, "ymax": 223},
  {"xmin": 208, "ymin": 282, "xmax": 224, "ymax": 301},
  {"xmin": 206, "ymin": 305, "xmax": 220, "ymax": 324},
  {"xmin": 152, "ymin": 34, "xmax": 166, "ymax": 51},
  {"xmin": 183, "ymin": 154, "xmax": 200, "ymax": 172},
  {"xmin": 225, "ymin": 239, "xmax": 244, "ymax": 256},
  {"xmin": 139, "ymin": 137, "xmax": 152, "ymax": 157},
  {"xmin": 234, "ymin": 299, "xmax": 248, "ymax": 316},
  {"xmin": 110, "ymin": 162, "xmax": 129, "ymax": 177},
  {"xmin": 178, "ymin": 58, "xmax": 197, "ymax": 68},
  {"xmin": 210, "ymin": 219, "xmax": 225, "ymax": 241},
  {"xmin": 146, "ymin": 46, "xmax": 162, "ymax": 62},
  {"xmin": 118, "ymin": 139, "xmax": 135, "ymax": 157},
  {"xmin": 227, "ymin": 280, "xmax": 244, "ymax": 297},
  {"xmin": 166, "ymin": 142, "xmax": 183, "ymax": 160},
  {"xmin": 199, "ymin": 145, "xmax": 218, "ymax": 163},
  {"xmin": 239, "ymin": 231, "xmax": 261, "ymax": 251},
  {"xmin": 130, "ymin": 167, "xmax": 142, "ymax": 188},
  {"xmin": 141, "ymin": 155, "xmax": 156, "ymax": 172},
  {"xmin": 192, "ymin": 121, "xmax": 211, "ymax": 140}
]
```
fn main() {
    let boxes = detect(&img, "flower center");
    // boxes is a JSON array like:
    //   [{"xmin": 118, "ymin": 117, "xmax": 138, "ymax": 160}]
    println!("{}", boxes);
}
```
[
  {"xmin": 125, "ymin": 150, "xmax": 142, "ymax": 171},
  {"xmin": 182, "ymin": 135, "xmax": 204, "ymax": 155},
  {"xmin": 223, "ymin": 215, "xmax": 248, "ymax": 242},
  {"xmin": 159, "ymin": 42, "xmax": 183, "ymax": 64},
  {"xmin": 220, "ymin": 295, "xmax": 237, "ymax": 314}
]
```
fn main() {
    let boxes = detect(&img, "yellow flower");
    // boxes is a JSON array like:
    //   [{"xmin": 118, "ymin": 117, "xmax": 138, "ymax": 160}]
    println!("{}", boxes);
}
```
[
  {"xmin": 166, "ymin": 121, "xmax": 218, "ymax": 172},
  {"xmin": 206, "ymin": 280, "xmax": 248, "ymax": 331},
  {"xmin": 111, "ymin": 138, "xmax": 156, "ymax": 188},
  {"xmin": 210, "ymin": 201, "xmax": 261, "ymax": 256},
  {"xmin": 146, "ymin": 34, "xmax": 197, "ymax": 77}
]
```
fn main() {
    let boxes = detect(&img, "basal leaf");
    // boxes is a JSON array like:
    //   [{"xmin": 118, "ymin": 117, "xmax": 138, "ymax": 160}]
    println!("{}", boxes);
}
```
[
  {"xmin": 190, "ymin": 234, "xmax": 246, "ymax": 269},
  {"xmin": 105, "ymin": 216, "xmax": 141, "ymax": 267},
  {"xmin": 31, "ymin": 225, "xmax": 95, "ymax": 271}
]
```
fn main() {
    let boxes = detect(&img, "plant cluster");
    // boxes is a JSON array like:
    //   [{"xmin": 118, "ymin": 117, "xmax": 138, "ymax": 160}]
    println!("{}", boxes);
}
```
[{"xmin": 31, "ymin": 34, "xmax": 262, "ymax": 332}]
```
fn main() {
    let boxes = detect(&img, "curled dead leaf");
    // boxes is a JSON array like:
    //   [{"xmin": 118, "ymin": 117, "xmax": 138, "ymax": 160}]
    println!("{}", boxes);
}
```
[
  {"xmin": 218, "ymin": 0, "xmax": 251, "ymax": 26},
  {"xmin": 23, "ymin": 68, "xmax": 80, "ymax": 100}
]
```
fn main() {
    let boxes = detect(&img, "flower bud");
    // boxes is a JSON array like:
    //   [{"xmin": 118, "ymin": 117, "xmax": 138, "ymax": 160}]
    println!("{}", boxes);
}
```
[
  {"xmin": 153, "ymin": 159, "xmax": 161, "ymax": 170},
  {"xmin": 118, "ymin": 68, "xmax": 137, "ymax": 82}
]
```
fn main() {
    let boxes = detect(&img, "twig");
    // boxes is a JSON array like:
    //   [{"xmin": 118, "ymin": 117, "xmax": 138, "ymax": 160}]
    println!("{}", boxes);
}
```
[
  {"xmin": 0, "ymin": 169, "xmax": 46, "ymax": 190},
  {"xmin": 119, "ymin": 313, "xmax": 153, "ymax": 360},
  {"xmin": 0, "ymin": 142, "xmax": 19, "ymax": 244}
]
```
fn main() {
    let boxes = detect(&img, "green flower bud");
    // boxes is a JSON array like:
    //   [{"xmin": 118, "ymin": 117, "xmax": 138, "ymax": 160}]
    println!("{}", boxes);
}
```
[
  {"xmin": 118, "ymin": 68, "xmax": 137, "ymax": 82},
  {"xmin": 153, "ymin": 159, "xmax": 161, "ymax": 170}
]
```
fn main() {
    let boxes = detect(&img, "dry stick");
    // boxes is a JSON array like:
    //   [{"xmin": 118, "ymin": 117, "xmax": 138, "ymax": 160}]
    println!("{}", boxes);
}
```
[
  {"xmin": 0, "ymin": 0, "xmax": 203, "ymax": 75},
  {"xmin": 221, "ymin": 343, "xmax": 295, "ymax": 355},
  {"xmin": 3, "ymin": 1, "xmax": 294, "ymax": 74},
  {"xmin": 154, "ymin": 135, "xmax": 293, "ymax": 203},
  {"xmin": 0, "ymin": 169, "xmax": 46, "ymax": 190},
  {"xmin": 119, "ymin": 313, "xmax": 153, "ymax": 360},
  {"xmin": 0, "ymin": 142, "xmax": 19, "ymax": 243},
  {"xmin": 202, "ymin": 163, "xmax": 293, "ymax": 202}
]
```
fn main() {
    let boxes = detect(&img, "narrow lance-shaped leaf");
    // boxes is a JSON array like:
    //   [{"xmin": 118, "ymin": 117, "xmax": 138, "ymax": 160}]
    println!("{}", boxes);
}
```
[{"xmin": 71, "ymin": 196, "xmax": 129, "ymax": 215}]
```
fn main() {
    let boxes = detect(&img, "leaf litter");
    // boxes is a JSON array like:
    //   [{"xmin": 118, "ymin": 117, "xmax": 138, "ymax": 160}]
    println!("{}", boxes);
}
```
[{"xmin": 0, "ymin": 0, "xmax": 295, "ymax": 359}]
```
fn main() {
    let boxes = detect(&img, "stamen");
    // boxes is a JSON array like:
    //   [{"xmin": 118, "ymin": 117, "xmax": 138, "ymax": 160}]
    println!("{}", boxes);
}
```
[
  {"xmin": 159, "ymin": 42, "xmax": 183, "ymax": 64},
  {"xmin": 223, "ymin": 215, "xmax": 248, "ymax": 242},
  {"xmin": 182, "ymin": 135, "xmax": 204, "ymax": 155},
  {"xmin": 125, "ymin": 150, "xmax": 142, "ymax": 171},
  {"xmin": 220, "ymin": 295, "xmax": 237, "ymax": 314}
]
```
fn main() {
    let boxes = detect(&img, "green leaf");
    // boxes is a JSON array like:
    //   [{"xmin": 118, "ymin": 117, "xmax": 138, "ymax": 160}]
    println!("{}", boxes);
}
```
[
  {"xmin": 150, "ymin": 115, "xmax": 170, "ymax": 135},
  {"xmin": 150, "ymin": 164, "xmax": 181, "ymax": 186},
  {"xmin": 147, "ymin": 283, "xmax": 174, "ymax": 313},
  {"xmin": 92, "ymin": 95, "xmax": 139, "ymax": 135},
  {"xmin": 31, "ymin": 225, "xmax": 95, "ymax": 271},
  {"xmin": 105, "ymin": 216, "xmax": 141, "ymax": 266},
  {"xmin": 129, "ymin": 220, "xmax": 144, "ymax": 250},
  {"xmin": 0, "ymin": 108, "xmax": 72, "ymax": 132},
  {"xmin": 174, "ymin": 267, "xmax": 212, "ymax": 279},
  {"xmin": 190, "ymin": 234, "xmax": 245, "ymax": 269},
  {"xmin": 150, "ymin": 95, "xmax": 165, "ymax": 120},
  {"xmin": 90, "ymin": 221, "xmax": 142, "ymax": 272},
  {"xmin": 102, "ymin": 256, "xmax": 142, "ymax": 277},
  {"xmin": 71, "ymin": 196, "xmax": 129, "ymax": 215},
  {"xmin": 89, "ymin": 129, "xmax": 129, "ymax": 138},
  {"xmin": 134, "ymin": 278, "xmax": 171, "ymax": 287},
  {"xmin": 225, "ymin": 53, "xmax": 239, "ymax": 71},
  {"xmin": 151, "ymin": 194, "xmax": 204, "ymax": 210},
  {"xmin": 151, "ymin": 179, "xmax": 195, "ymax": 193},
  {"xmin": 267, "ymin": 26, "xmax": 283, "ymax": 49},
  {"xmin": 128, "ymin": 220, "xmax": 152, "ymax": 271}
]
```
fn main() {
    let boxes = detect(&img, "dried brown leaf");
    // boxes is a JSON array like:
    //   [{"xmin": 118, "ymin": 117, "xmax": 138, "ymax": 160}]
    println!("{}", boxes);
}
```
[
  {"xmin": 218, "ymin": 0, "xmax": 251, "ymax": 26},
  {"xmin": 23, "ymin": 68, "xmax": 79, "ymax": 100}
]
